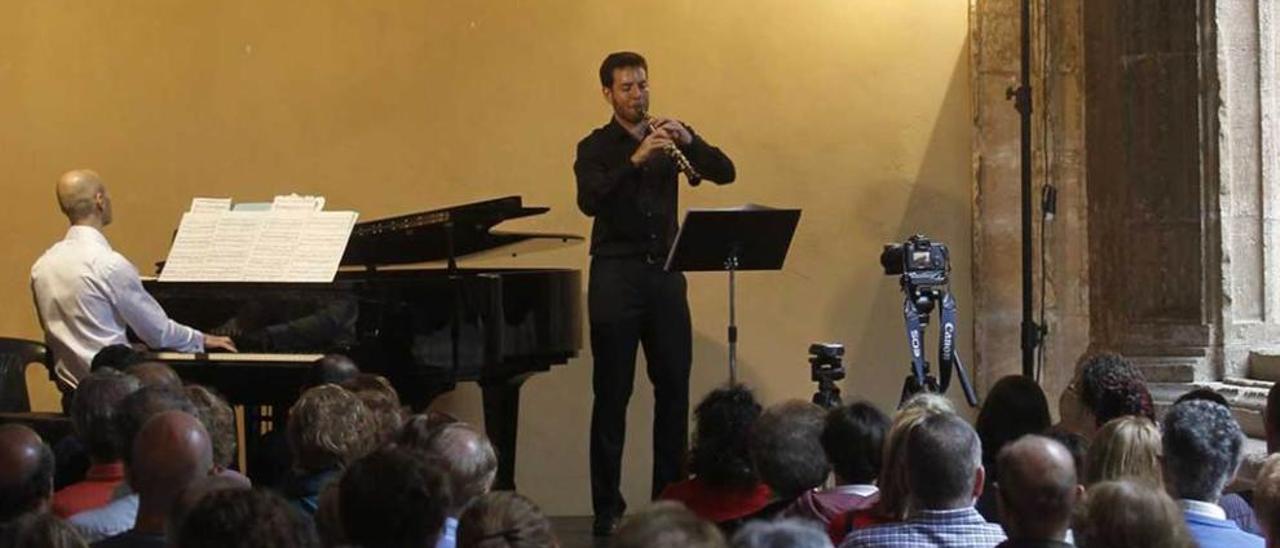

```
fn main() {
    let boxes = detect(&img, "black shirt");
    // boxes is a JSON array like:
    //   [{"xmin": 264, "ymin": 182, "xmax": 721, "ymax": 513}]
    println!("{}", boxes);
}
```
[{"xmin": 574, "ymin": 117, "xmax": 735, "ymax": 258}]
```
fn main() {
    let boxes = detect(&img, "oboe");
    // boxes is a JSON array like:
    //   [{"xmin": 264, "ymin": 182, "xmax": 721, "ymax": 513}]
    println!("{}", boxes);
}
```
[{"xmin": 641, "ymin": 110, "xmax": 702, "ymax": 186}]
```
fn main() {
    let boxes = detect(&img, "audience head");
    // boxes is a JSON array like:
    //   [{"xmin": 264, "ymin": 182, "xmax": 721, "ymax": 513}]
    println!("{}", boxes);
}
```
[
  {"xmin": 750, "ymin": 400, "xmax": 830, "ymax": 500},
  {"xmin": 1071, "ymin": 352, "xmax": 1154, "ymax": 434},
  {"xmin": 405, "ymin": 422, "xmax": 497, "ymax": 515},
  {"xmin": 899, "ymin": 392, "xmax": 956, "ymax": 414},
  {"xmin": 976, "ymin": 375, "xmax": 1050, "ymax": 471},
  {"xmin": 689, "ymin": 384, "xmax": 762, "ymax": 489},
  {"xmin": 1174, "ymin": 387, "xmax": 1229, "ymax": 408},
  {"xmin": 305, "ymin": 354, "xmax": 360, "ymax": 389},
  {"xmin": 906, "ymin": 412, "xmax": 983, "ymax": 511},
  {"xmin": 1042, "ymin": 426, "xmax": 1090, "ymax": 482},
  {"xmin": 1072, "ymin": 479, "xmax": 1194, "ymax": 548},
  {"xmin": 0, "ymin": 511, "xmax": 87, "ymax": 548},
  {"xmin": 56, "ymin": 169, "xmax": 110, "ymax": 226},
  {"xmin": 1085, "ymin": 416, "xmax": 1162, "ymax": 488},
  {"xmin": 125, "ymin": 361, "xmax": 182, "ymax": 389},
  {"xmin": 340, "ymin": 446, "xmax": 452, "ymax": 548},
  {"xmin": 996, "ymin": 435, "xmax": 1082, "ymax": 541},
  {"xmin": 69, "ymin": 368, "xmax": 141, "ymax": 464},
  {"xmin": 129, "ymin": 411, "xmax": 214, "ymax": 510},
  {"xmin": 397, "ymin": 412, "xmax": 462, "ymax": 448},
  {"xmin": 877, "ymin": 405, "xmax": 948, "ymax": 519},
  {"xmin": 176, "ymin": 488, "xmax": 318, "ymax": 548},
  {"xmin": 1267, "ymin": 383, "xmax": 1280, "ymax": 453},
  {"xmin": 89, "ymin": 344, "xmax": 145, "ymax": 373},
  {"xmin": 729, "ymin": 518, "xmax": 832, "ymax": 548},
  {"xmin": 0, "ymin": 425, "xmax": 55, "ymax": 523},
  {"xmin": 287, "ymin": 384, "xmax": 377, "ymax": 473},
  {"xmin": 167, "ymin": 474, "xmax": 252, "ymax": 540},
  {"xmin": 185, "ymin": 385, "xmax": 237, "ymax": 471},
  {"xmin": 613, "ymin": 501, "xmax": 725, "ymax": 548},
  {"xmin": 821, "ymin": 401, "xmax": 888, "ymax": 485},
  {"xmin": 116, "ymin": 385, "xmax": 197, "ymax": 467},
  {"xmin": 457, "ymin": 491, "xmax": 557, "ymax": 548},
  {"xmin": 1161, "ymin": 399, "xmax": 1243, "ymax": 503},
  {"xmin": 1253, "ymin": 454, "xmax": 1280, "ymax": 542},
  {"xmin": 340, "ymin": 373, "xmax": 404, "ymax": 445}
]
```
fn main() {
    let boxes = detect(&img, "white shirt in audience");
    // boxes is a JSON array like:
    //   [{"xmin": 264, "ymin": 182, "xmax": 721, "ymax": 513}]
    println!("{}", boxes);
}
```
[{"xmin": 68, "ymin": 492, "xmax": 138, "ymax": 543}]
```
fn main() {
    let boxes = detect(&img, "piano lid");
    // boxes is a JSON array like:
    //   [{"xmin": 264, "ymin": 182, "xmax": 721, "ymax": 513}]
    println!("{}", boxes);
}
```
[{"xmin": 340, "ymin": 196, "xmax": 582, "ymax": 267}]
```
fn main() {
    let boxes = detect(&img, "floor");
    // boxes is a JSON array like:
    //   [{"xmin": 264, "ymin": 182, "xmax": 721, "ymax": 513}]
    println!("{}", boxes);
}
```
[{"xmin": 549, "ymin": 517, "xmax": 611, "ymax": 548}]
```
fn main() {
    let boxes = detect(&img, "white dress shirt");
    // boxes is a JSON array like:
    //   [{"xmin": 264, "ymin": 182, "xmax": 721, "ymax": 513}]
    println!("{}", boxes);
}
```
[
  {"xmin": 31, "ymin": 226, "xmax": 202, "ymax": 386},
  {"xmin": 68, "ymin": 492, "xmax": 138, "ymax": 543}
]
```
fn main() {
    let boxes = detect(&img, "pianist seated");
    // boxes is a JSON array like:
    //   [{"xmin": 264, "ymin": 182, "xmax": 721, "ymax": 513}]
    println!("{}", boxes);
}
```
[{"xmin": 279, "ymin": 385, "xmax": 378, "ymax": 515}]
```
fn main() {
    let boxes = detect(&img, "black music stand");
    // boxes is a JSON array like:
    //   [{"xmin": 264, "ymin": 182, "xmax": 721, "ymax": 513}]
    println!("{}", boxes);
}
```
[{"xmin": 666, "ymin": 206, "xmax": 801, "ymax": 383}]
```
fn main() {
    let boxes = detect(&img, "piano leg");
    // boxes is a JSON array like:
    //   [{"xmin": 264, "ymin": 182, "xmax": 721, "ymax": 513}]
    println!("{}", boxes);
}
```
[{"xmin": 480, "ymin": 373, "xmax": 534, "ymax": 491}]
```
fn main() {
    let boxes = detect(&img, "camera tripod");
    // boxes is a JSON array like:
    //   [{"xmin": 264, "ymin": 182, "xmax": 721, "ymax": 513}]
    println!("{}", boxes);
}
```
[{"xmin": 897, "ymin": 285, "xmax": 978, "ymax": 407}]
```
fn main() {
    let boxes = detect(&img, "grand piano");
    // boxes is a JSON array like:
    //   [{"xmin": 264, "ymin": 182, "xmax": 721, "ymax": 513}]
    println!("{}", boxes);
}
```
[{"xmin": 142, "ymin": 196, "xmax": 582, "ymax": 489}]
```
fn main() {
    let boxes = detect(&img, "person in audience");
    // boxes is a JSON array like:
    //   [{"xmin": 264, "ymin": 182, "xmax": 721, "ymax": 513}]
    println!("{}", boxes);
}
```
[
  {"xmin": 840, "ymin": 412, "xmax": 1006, "ymax": 548},
  {"xmin": 1162, "ymin": 399, "xmax": 1264, "ymax": 547},
  {"xmin": 994, "ymin": 435, "xmax": 1081, "ymax": 547},
  {"xmin": 1170, "ymin": 387, "xmax": 1263, "ymax": 533},
  {"xmin": 1072, "ymin": 479, "xmax": 1194, "ymax": 548},
  {"xmin": 785, "ymin": 401, "xmax": 888, "ymax": 527},
  {"xmin": 1175, "ymin": 386, "xmax": 1229, "ymax": 407},
  {"xmin": 340, "ymin": 446, "xmax": 453, "ymax": 548},
  {"xmin": 184, "ymin": 385, "xmax": 243, "ymax": 482},
  {"xmin": 457, "ymin": 491, "xmax": 557, "ymax": 548},
  {"xmin": 89, "ymin": 345, "xmax": 145, "ymax": 374},
  {"xmin": 340, "ymin": 373, "xmax": 405, "ymax": 446},
  {"xmin": 403, "ymin": 421, "xmax": 498, "ymax": 548},
  {"xmin": 660, "ymin": 385, "xmax": 769, "ymax": 527},
  {"xmin": 122, "ymin": 362, "xmax": 181, "ymax": 390},
  {"xmin": 1058, "ymin": 352, "xmax": 1153, "ymax": 438},
  {"xmin": 1250, "ymin": 454, "xmax": 1280, "ymax": 547},
  {"xmin": 250, "ymin": 354, "xmax": 363, "ymax": 488},
  {"xmin": 69, "ymin": 386, "xmax": 196, "ymax": 542},
  {"xmin": 1084, "ymin": 416, "xmax": 1162, "ymax": 488},
  {"xmin": 30, "ymin": 169, "xmax": 235, "ymax": 391},
  {"xmin": 613, "ymin": 502, "xmax": 726, "ymax": 548},
  {"xmin": 731, "ymin": 519, "xmax": 833, "ymax": 548},
  {"xmin": 398, "ymin": 412, "xmax": 463, "ymax": 448},
  {"xmin": 174, "ymin": 488, "xmax": 318, "ymax": 548},
  {"xmin": 974, "ymin": 375, "xmax": 1052, "ymax": 522},
  {"xmin": 0, "ymin": 511, "xmax": 88, "ymax": 548},
  {"xmin": 94, "ymin": 410, "xmax": 214, "ymax": 548},
  {"xmin": 1041, "ymin": 427, "xmax": 1089, "ymax": 482},
  {"xmin": 312, "ymin": 482, "xmax": 344, "ymax": 548},
  {"xmin": 747, "ymin": 400, "xmax": 831, "ymax": 522},
  {"xmin": 0, "ymin": 424, "xmax": 56, "ymax": 528},
  {"xmin": 279, "ymin": 385, "xmax": 377, "ymax": 515},
  {"xmin": 54, "ymin": 370, "xmax": 140, "ymax": 518},
  {"xmin": 165, "ymin": 474, "xmax": 251, "ymax": 540}
]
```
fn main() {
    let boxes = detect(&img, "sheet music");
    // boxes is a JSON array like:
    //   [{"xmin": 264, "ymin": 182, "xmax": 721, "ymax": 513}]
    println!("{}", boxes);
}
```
[{"xmin": 159, "ymin": 196, "xmax": 356, "ymax": 283}]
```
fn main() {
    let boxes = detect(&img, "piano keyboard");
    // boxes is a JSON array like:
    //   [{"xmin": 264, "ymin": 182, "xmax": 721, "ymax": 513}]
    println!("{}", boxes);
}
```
[{"xmin": 147, "ymin": 352, "xmax": 325, "ymax": 363}]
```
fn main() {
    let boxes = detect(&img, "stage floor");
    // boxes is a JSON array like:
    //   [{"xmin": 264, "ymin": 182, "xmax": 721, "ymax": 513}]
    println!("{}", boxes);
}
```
[{"xmin": 548, "ymin": 517, "xmax": 610, "ymax": 548}]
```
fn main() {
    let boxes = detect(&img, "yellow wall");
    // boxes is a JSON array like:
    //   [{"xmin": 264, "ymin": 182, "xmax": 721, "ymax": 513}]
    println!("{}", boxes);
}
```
[{"xmin": 0, "ymin": 1, "xmax": 971, "ymax": 515}]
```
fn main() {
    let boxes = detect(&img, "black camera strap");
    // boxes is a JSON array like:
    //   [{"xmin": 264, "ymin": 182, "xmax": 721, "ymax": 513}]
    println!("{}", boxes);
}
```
[
  {"xmin": 902, "ymin": 296, "xmax": 929, "ymax": 386},
  {"xmin": 902, "ymin": 290, "xmax": 961, "ymax": 392}
]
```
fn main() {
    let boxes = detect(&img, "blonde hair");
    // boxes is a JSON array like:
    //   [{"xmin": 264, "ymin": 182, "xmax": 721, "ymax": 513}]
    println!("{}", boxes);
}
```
[
  {"xmin": 877, "ymin": 405, "xmax": 948, "ymax": 519},
  {"xmin": 1085, "ymin": 416, "xmax": 1162, "ymax": 488},
  {"xmin": 288, "ymin": 384, "xmax": 377, "ymax": 472}
]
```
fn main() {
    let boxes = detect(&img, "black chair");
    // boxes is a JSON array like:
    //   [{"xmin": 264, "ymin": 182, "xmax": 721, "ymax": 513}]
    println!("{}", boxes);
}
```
[{"xmin": 0, "ymin": 337, "xmax": 51, "ymax": 413}]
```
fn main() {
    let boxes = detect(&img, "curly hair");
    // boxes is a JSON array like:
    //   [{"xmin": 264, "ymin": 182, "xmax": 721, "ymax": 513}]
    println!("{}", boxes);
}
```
[
  {"xmin": 1076, "ymin": 352, "xmax": 1154, "ymax": 427},
  {"xmin": 1162, "ymin": 400, "xmax": 1244, "ymax": 501},
  {"xmin": 177, "ymin": 488, "xmax": 318, "ymax": 548},
  {"xmin": 186, "ymin": 384, "xmax": 238, "ymax": 469},
  {"xmin": 1086, "ymin": 416, "xmax": 1163, "ymax": 488},
  {"xmin": 976, "ymin": 375, "xmax": 1051, "ymax": 471},
  {"xmin": 458, "ymin": 491, "xmax": 557, "ymax": 548},
  {"xmin": 287, "ymin": 385, "xmax": 377, "ymax": 472},
  {"xmin": 1073, "ymin": 480, "xmax": 1194, "ymax": 548},
  {"xmin": 341, "ymin": 374, "xmax": 405, "ymax": 446},
  {"xmin": 70, "ymin": 368, "xmax": 140, "ymax": 462},
  {"xmin": 750, "ymin": 400, "xmax": 830, "ymax": 499},
  {"xmin": 689, "ymin": 385, "xmax": 762, "ymax": 489}
]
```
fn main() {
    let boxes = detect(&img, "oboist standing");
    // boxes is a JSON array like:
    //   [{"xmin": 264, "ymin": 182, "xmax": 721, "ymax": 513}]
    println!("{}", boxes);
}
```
[{"xmin": 573, "ymin": 51, "xmax": 735, "ymax": 535}]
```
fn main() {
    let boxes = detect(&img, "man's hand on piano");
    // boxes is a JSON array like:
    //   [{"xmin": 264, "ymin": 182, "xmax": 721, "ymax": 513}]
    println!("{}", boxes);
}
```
[{"xmin": 203, "ymin": 334, "xmax": 238, "ymax": 353}]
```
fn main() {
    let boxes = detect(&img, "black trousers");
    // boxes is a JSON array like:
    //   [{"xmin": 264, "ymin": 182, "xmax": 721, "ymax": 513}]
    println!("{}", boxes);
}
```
[{"xmin": 588, "ymin": 255, "xmax": 692, "ymax": 518}]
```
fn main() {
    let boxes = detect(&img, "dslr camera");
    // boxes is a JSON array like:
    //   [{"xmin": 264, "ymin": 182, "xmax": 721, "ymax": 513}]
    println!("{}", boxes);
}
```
[
  {"xmin": 809, "ymin": 343, "xmax": 845, "ymax": 409},
  {"xmin": 880, "ymin": 234, "xmax": 950, "ymax": 289}
]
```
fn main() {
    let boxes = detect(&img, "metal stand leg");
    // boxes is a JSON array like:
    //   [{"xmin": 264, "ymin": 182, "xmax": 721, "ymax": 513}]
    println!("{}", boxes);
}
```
[{"xmin": 726, "ymin": 253, "xmax": 739, "ymax": 384}]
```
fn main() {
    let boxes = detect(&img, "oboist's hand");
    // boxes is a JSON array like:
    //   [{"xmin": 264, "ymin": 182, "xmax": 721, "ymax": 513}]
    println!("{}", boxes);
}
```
[
  {"xmin": 630, "ymin": 128, "xmax": 675, "ymax": 166},
  {"xmin": 653, "ymin": 118, "xmax": 692, "ymax": 146},
  {"xmin": 203, "ymin": 334, "xmax": 238, "ymax": 353}
]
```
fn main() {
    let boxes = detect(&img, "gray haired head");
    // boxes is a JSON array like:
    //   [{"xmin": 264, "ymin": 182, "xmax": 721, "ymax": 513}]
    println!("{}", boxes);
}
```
[
  {"xmin": 730, "ymin": 519, "xmax": 833, "ymax": 548},
  {"xmin": 1161, "ymin": 399, "xmax": 1244, "ymax": 502}
]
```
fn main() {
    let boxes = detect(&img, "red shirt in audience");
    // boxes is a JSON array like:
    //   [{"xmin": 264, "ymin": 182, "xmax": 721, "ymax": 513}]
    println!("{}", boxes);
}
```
[
  {"xmin": 52, "ymin": 461, "xmax": 125, "ymax": 518},
  {"xmin": 659, "ymin": 477, "xmax": 773, "ymax": 523}
]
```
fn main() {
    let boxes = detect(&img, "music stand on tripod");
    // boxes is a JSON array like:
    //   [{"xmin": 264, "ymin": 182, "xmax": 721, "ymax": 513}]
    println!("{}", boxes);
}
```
[{"xmin": 665, "ymin": 205, "xmax": 801, "ymax": 384}]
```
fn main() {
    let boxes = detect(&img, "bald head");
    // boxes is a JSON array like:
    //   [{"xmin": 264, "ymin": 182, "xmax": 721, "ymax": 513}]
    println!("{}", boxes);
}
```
[
  {"xmin": 415, "ymin": 422, "xmax": 497, "ymax": 513},
  {"xmin": 0, "ymin": 425, "xmax": 55, "ymax": 522},
  {"xmin": 996, "ymin": 435, "xmax": 1081, "ymax": 541},
  {"xmin": 56, "ymin": 169, "xmax": 111, "ymax": 226},
  {"xmin": 130, "ymin": 411, "xmax": 213, "ymax": 506}
]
